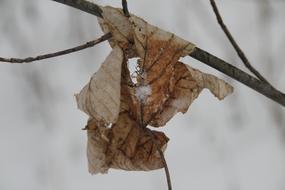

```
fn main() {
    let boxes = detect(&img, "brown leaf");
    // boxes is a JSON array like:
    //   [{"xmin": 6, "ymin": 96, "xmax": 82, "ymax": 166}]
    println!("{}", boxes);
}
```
[
  {"xmin": 108, "ymin": 113, "xmax": 168, "ymax": 171},
  {"xmin": 87, "ymin": 120, "xmax": 168, "ymax": 173},
  {"xmin": 76, "ymin": 46, "xmax": 123, "ymax": 125},
  {"xmin": 87, "ymin": 120, "xmax": 110, "ymax": 174},
  {"xmin": 186, "ymin": 65, "xmax": 234, "ymax": 100},
  {"xmin": 129, "ymin": 16, "xmax": 196, "ymax": 125},
  {"xmin": 98, "ymin": 6, "xmax": 137, "ymax": 58},
  {"xmin": 78, "ymin": 5, "xmax": 234, "ymax": 174},
  {"xmin": 87, "ymin": 62, "xmax": 169, "ymax": 174},
  {"xmin": 149, "ymin": 62, "xmax": 233, "ymax": 127},
  {"xmin": 130, "ymin": 15, "xmax": 195, "ymax": 58}
]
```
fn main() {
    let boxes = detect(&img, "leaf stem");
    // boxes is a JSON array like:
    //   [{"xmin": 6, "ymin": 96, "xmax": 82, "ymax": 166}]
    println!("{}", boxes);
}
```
[
  {"xmin": 146, "ymin": 129, "xmax": 172, "ymax": 190},
  {"xmin": 122, "ymin": 0, "xmax": 130, "ymax": 17}
]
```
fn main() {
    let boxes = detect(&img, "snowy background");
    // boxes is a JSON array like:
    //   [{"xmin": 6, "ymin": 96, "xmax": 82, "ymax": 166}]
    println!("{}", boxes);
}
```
[{"xmin": 0, "ymin": 0, "xmax": 285, "ymax": 190}]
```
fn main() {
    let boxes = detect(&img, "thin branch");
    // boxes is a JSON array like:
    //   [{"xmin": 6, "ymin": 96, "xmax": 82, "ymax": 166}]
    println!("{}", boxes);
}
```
[
  {"xmin": 0, "ymin": 33, "xmax": 111, "ymax": 64},
  {"xmin": 51, "ymin": 0, "xmax": 103, "ymax": 18},
  {"xmin": 122, "ymin": 0, "xmax": 130, "ymax": 17},
  {"xmin": 190, "ymin": 47, "xmax": 285, "ymax": 106},
  {"xmin": 209, "ymin": 0, "xmax": 272, "ymax": 85}
]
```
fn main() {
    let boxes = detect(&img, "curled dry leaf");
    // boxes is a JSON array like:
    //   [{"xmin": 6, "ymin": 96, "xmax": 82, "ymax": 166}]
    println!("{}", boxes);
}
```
[
  {"xmin": 149, "ymin": 62, "xmax": 233, "ymax": 127},
  {"xmin": 76, "ymin": 5, "xmax": 234, "ymax": 174},
  {"xmin": 76, "ymin": 46, "xmax": 123, "ymax": 125},
  {"xmin": 98, "ymin": 6, "xmax": 137, "ymax": 58},
  {"xmin": 130, "ymin": 15, "xmax": 196, "ymax": 125},
  {"xmin": 86, "ymin": 62, "xmax": 169, "ymax": 174}
]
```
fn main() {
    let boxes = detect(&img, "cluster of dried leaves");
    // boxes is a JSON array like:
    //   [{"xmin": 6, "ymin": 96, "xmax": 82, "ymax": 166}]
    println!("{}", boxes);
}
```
[{"xmin": 75, "ymin": 6, "xmax": 233, "ymax": 174}]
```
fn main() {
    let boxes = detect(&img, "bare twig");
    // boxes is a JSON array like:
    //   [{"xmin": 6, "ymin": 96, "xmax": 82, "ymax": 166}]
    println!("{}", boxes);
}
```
[
  {"xmin": 0, "ymin": 33, "xmax": 111, "ymax": 64},
  {"xmin": 209, "ymin": 0, "xmax": 272, "ymax": 85},
  {"xmin": 122, "ymin": 0, "xmax": 130, "ymax": 17},
  {"xmin": 51, "ymin": 0, "xmax": 103, "ymax": 18}
]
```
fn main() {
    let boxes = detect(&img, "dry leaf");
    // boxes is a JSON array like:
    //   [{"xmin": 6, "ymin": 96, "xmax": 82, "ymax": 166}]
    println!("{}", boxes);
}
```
[
  {"xmin": 130, "ymin": 15, "xmax": 196, "ymax": 124},
  {"xmin": 76, "ymin": 46, "xmax": 123, "ymax": 125},
  {"xmin": 87, "ymin": 62, "xmax": 168, "ymax": 173},
  {"xmin": 186, "ymin": 65, "xmax": 234, "ymax": 100},
  {"xmin": 98, "ymin": 6, "xmax": 137, "ymax": 58},
  {"xmin": 149, "ymin": 62, "xmax": 233, "ymax": 127},
  {"xmin": 86, "ymin": 119, "xmax": 110, "ymax": 174},
  {"xmin": 76, "ymin": 5, "xmax": 234, "ymax": 174}
]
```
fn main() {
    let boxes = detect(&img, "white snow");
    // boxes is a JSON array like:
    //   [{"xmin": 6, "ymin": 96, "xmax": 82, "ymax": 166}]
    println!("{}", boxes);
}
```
[
  {"xmin": 135, "ymin": 85, "xmax": 152, "ymax": 102},
  {"xmin": 127, "ymin": 58, "xmax": 140, "ymax": 84}
]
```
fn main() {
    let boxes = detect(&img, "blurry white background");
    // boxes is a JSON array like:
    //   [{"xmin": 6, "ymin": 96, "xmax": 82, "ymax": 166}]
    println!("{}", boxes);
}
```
[{"xmin": 0, "ymin": 0, "xmax": 285, "ymax": 190}]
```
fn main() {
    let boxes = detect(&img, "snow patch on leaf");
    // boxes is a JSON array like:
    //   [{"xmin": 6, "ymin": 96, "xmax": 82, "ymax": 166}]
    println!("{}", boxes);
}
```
[{"xmin": 136, "ymin": 85, "xmax": 152, "ymax": 102}]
